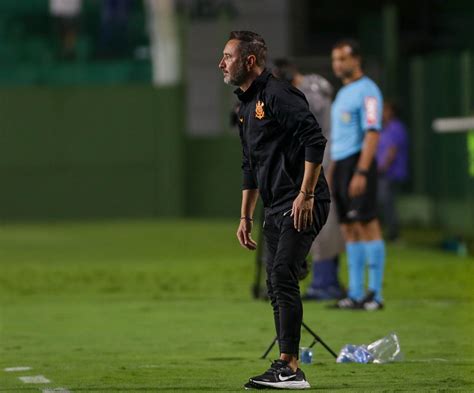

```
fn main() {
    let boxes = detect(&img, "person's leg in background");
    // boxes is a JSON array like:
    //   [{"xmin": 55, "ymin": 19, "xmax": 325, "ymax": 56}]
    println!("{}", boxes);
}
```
[
  {"xmin": 305, "ymin": 255, "xmax": 343, "ymax": 300},
  {"xmin": 385, "ymin": 179, "xmax": 400, "ymax": 241},
  {"xmin": 359, "ymin": 219, "xmax": 386, "ymax": 308},
  {"xmin": 377, "ymin": 175, "xmax": 399, "ymax": 241},
  {"xmin": 341, "ymin": 222, "xmax": 365, "ymax": 302},
  {"xmin": 304, "ymin": 203, "xmax": 345, "ymax": 300},
  {"xmin": 330, "ymin": 155, "xmax": 366, "ymax": 308},
  {"xmin": 360, "ymin": 161, "xmax": 386, "ymax": 309},
  {"xmin": 336, "ymin": 219, "xmax": 385, "ymax": 309}
]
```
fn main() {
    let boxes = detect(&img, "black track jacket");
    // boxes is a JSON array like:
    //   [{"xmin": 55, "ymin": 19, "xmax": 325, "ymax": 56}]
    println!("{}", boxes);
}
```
[{"xmin": 235, "ymin": 69, "xmax": 330, "ymax": 215}]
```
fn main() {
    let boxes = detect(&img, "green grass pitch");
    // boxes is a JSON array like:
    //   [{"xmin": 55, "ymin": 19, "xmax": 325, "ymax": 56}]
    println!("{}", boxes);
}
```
[{"xmin": 0, "ymin": 219, "xmax": 473, "ymax": 392}]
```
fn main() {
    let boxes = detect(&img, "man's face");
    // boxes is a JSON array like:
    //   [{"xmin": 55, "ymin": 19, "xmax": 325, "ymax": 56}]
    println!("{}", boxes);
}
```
[
  {"xmin": 331, "ymin": 46, "xmax": 360, "ymax": 80},
  {"xmin": 218, "ymin": 39, "xmax": 248, "ymax": 86}
]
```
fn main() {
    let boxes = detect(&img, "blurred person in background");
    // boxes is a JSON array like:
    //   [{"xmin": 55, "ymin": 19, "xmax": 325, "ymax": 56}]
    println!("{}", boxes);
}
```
[
  {"xmin": 376, "ymin": 101, "xmax": 408, "ymax": 242},
  {"xmin": 219, "ymin": 30, "xmax": 329, "ymax": 389},
  {"xmin": 49, "ymin": 0, "xmax": 82, "ymax": 60},
  {"xmin": 329, "ymin": 39, "xmax": 386, "ymax": 311},
  {"xmin": 98, "ymin": 0, "xmax": 132, "ymax": 59},
  {"xmin": 144, "ymin": 0, "xmax": 180, "ymax": 86},
  {"xmin": 272, "ymin": 59, "xmax": 345, "ymax": 301}
]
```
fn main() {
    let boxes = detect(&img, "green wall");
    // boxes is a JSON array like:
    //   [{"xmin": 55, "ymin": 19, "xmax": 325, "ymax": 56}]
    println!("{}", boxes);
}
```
[
  {"xmin": 0, "ymin": 84, "xmax": 245, "ymax": 222},
  {"xmin": 185, "ymin": 136, "xmax": 242, "ymax": 218},
  {"xmin": 407, "ymin": 52, "xmax": 474, "ymax": 235},
  {"xmin": 0, "ymin": 85, "xmax": 184, "ymax": 220}
]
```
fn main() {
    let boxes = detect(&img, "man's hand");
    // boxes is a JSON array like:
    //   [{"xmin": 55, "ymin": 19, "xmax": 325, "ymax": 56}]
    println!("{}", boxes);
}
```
[
  {"xmin": 349, "ymin": 173, "xmax": 367, "ymax": 198},
  {"xmin": 291, "ymin": 192, "xmax": 314, "ymax": 232},
  {"xmin": 236, "ymin": 219, "xmax": 257, "ymax": 250}
]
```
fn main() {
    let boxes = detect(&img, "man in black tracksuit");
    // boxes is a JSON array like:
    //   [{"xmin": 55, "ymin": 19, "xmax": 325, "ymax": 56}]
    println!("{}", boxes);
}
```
[{"xmin": 219, "ymin": 31, "xmax": 330, "ymax": 390}]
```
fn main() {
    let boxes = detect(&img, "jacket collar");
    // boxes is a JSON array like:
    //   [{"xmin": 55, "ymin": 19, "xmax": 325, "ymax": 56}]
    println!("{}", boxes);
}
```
[{"xmin": 234, "ymin": 69, "xmax": 271, "ymax": 102}]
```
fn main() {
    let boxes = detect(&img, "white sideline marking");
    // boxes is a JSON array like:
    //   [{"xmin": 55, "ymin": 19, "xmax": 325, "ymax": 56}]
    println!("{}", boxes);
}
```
[
  {"xmin": 4, "ymin": 366, "xmax": 32, "ymax": 372},
  {"xmin": 138, "ymin": 364, "xmax": 159, "ymax": 368},
  {"xmin": 43, "ymin": 389, "xmax": 71, "ymax": 393},
  {"xmin": 19, "ymin": 375, "xmax": 51, "ymax": 384},
  {"xmin": 433, "ymin": 116, "xmax": 474, "ymax": 133}
]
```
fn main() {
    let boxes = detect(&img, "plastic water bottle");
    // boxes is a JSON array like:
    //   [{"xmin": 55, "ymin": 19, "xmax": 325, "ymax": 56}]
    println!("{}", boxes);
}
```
[
  {"xmin": 299, "ymin": 347, "xmax": 313, "ymax": 364},
  {"xmin": 336, "ymin": 344, "xmax": 374, "ymax": 363},
  {"xmin": 367, "ymin": 332, "xmax": 402, "ymax": 363},
  {"xmin": 336, "ymin": 332, "xmax": 402, "ymax": 364}
]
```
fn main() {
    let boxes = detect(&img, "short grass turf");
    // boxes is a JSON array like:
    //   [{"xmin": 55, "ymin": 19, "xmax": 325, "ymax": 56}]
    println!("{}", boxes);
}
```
[{"xmin": 0, "ymin": 219, "xmax": 473, "ymax": 392}]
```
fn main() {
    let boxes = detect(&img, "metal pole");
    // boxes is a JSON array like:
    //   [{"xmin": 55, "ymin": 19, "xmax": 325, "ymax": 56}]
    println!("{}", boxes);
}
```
[{"xmin": 302, "ymin": 322, "xmax": 338, "ymax": 359}]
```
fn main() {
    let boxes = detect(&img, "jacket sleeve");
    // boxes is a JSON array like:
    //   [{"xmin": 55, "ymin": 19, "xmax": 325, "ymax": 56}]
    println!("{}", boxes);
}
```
[
  {"xmin": 360, "ymin": 85, "xmax": 383, "ymax": 132},
  {"xmin": 239, "ymin": 128, "xmax": 257, "ymax": 190},
  {"xmin": 268, "ymin": 85, "xmax": 327, "ymax": 163}
]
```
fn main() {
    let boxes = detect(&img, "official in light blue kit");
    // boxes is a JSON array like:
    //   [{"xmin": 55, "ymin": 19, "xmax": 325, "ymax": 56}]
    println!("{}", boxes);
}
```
[{"xmin": 329, "ymin": 39, "xmax": 386, "ymax": 311}]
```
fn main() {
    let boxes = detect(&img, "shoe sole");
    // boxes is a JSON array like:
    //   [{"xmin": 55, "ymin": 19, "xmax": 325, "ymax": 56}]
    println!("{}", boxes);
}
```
[
  {"xmin": 250, "ymin": 380, "xmax": 311, "ymax": 390},
  {"xmin": 244, "ymin": 381, "xmax": 270, "ymax": 390}
]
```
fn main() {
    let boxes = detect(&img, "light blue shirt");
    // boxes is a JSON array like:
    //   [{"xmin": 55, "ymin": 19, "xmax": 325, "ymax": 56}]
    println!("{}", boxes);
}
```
[{"xmin": 331, "ymin": 76, "xmax": 383, "ymax": 161}]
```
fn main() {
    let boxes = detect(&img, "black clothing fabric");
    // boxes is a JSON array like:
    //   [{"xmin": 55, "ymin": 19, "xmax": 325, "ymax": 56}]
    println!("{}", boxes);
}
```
[
  {"xmin": 332, "ymin": 152, "xmax": 378, "ymax": 223},
  {"xmin": 264, "ymin": 202, "xmax": 330, "ymax": 355},
  {"xmin": 235, "ymin": 70, "xmax": 330, "ymax": 215}
]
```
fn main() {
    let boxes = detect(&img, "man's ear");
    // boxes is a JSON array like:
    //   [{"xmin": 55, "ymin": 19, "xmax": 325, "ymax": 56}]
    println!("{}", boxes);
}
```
[{"xmin": 246, "ymin": 55, "xmax": 257, "ymax": 71}]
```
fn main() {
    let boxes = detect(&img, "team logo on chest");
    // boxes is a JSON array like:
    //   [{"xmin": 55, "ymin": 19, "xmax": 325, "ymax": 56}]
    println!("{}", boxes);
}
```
[{"xmin": 255, "ymin": 100, "xmax": 265, "ymax": 119}]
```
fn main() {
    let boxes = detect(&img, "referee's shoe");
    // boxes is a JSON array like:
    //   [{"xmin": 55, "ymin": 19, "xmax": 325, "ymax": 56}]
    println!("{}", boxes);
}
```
[{"xmin": 244, "ymin": 359, "xmax": 310, "ymax": 389}]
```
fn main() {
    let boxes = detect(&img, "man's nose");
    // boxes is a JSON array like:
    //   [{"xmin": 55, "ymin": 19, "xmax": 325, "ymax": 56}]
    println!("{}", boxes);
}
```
[{"xmin": 218, "ymin": 58, "xmax": 225, "ymax": 69}]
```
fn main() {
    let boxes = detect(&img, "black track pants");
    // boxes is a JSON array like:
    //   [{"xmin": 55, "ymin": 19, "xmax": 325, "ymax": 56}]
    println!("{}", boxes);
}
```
[{"xmin": 264, "ymin": 202, "xmax": 330, "ymax": 355}]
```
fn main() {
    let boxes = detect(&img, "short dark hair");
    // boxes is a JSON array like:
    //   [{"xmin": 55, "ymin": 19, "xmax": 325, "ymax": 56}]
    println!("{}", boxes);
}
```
[
  {"xmin": 229, "ymin": 30, "xmax": 267, "ymax": 67},
  {"xmin": 333, "ymin": 38, "xmax": 361, "ymax": 58}
]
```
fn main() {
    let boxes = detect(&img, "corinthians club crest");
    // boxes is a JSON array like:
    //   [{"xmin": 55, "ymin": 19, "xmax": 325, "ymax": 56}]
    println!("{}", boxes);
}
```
[{"xmin": 255, "ymin": 100, "xmax": 265, "ymax": 119}]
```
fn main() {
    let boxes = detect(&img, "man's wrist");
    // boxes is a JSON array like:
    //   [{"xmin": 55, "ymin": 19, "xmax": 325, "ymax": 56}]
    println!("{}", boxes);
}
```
[
  {"xmin": 355, "ymin": 168, "xmax": 369, "ymax": 176},
  {"xmin": 240, "ymin": 216, "xmax": 253, "ymax": 221},
  {"xmin": 299, "ymin": 190, "xmax": 315, "ymax": 199}
]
